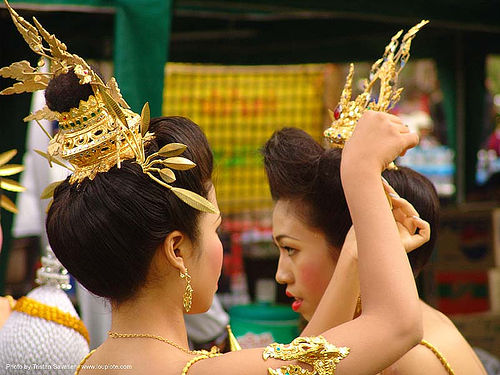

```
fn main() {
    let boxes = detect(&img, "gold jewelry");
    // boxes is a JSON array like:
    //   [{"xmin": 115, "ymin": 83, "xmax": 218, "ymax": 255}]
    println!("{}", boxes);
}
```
[
  {"xmin": 0, "ymin": 149, "xmax": 25, "ymax": 214},
  {"xmin": 180, "ymin": 268, "xmax": 193, "ymax": 313},
  {"xmin": 108, "ymin": 331, "xmax": 197, "ymax": 355},
  {"xmin": 75, "ymin": 349, "xmax": 97, "ymax": 375},
  {"xmin": 420, "ymin": 339, "xmax": 455, "ymax": 375},
  {"xmin": 181, "ymin": 347, "xmax": 221, "ymax": 375},
  {"xmin": 14, "ymin": 296, "xmax": 90, "ymax": 345},
  {"xmin": 107, "ymin": 330, "xmax": 221, "ymax": 375},
  {"xmin": 263, "ymin": 336, "xmax": 349, "ymax": 375},
  {"xmin": 0, "ymin": 0, "xmax": 218, "ymax": 215},
  {"xmin": 324, "ymin": 20, "xmax": 428, "ymax": 149},
  {"xmin": 226, "ymin": 324, "xmax": 242, "ymax": 351}
]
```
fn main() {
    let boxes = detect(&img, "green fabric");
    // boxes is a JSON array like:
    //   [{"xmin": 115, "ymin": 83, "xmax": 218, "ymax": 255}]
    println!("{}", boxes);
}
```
[{"xmin": 114, "ymin": 0, "xmax": 173, "ymax": 117}]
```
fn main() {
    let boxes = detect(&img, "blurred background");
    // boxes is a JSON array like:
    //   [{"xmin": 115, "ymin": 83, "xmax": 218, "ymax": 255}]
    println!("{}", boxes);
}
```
[{"xmin": 1, "ymin": 0, "xmax": 500, "ymax": 357}]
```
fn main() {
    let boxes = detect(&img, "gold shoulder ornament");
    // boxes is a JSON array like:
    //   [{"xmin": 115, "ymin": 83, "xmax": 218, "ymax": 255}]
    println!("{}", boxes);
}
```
[
  {"xmin": 263, "ymin": 336, "xmax": 349, "ymax": 375},
  {"xmin": 324, "ymin": 20, "xmax": 429, "ymax": 149},
  {"xmin": 0, "ymin": 0, "xmax": 217, "ymax": 214}
]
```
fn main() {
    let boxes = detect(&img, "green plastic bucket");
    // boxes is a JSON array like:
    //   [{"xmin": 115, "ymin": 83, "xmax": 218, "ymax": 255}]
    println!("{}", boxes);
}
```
[{"xmin": 229, "ymin": 304, "xmax": 299, "ymax": 348}]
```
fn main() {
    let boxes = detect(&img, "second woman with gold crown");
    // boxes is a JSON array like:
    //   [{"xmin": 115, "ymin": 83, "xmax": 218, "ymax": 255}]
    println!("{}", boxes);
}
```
[{"xmin": 1, "ymin": 1, "xmax": 425, "ymax": 374}]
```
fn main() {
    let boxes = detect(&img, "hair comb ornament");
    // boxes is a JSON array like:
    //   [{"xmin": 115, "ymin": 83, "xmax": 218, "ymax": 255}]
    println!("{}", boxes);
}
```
[
  {"xmin": 324, "ymin": 20, "xmax": 429, "ymax": 150},
  {"xmin": 0, "ymin": 149, "xmax": 25, "ymax": 215},
  {"xmin": 0, "ymin": 0, "xmax": 217, "ymax": 214}
]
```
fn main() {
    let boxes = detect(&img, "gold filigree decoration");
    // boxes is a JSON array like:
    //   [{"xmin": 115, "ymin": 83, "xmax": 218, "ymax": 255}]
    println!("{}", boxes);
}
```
[
  {"xmin": 324, "ymin": 20, "xmax": 428, "ymax": 148},
  {"xmin": 263, "ymin": 336, "xmax": 350, "ymax": 375},
  {"xmin": 0, "ymin": 0, "xmax": 218, "ymax": 214}
]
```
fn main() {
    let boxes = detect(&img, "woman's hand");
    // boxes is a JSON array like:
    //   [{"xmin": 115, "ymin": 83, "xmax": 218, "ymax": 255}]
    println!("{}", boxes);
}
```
[
  {"xmin": 382, "ymin": 178, "xmax": 430, "ymax": 253},
  {"xmin": 341, "ymin": 189, "xmax": 430, "ymax": 260},
  {"xmin": 341, "ymin": 111, "xmax": 419, "ymax": 175}
]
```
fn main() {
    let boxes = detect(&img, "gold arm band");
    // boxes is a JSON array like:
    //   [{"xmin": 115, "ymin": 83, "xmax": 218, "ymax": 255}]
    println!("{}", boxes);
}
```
[{"xmin": 263, "ymin": 336, "xmax": 349, "ymax": 375}]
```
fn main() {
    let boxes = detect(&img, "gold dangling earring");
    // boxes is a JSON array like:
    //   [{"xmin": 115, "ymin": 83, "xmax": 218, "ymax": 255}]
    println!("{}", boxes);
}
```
[{"xmin": 180, "ymin": 268, "xmax": 193, "ymax": 312}]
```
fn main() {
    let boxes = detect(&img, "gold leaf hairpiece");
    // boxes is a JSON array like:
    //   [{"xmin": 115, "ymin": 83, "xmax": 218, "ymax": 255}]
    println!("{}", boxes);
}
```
[{"xmin": 0, "ymin": 0, "xmax": 218, "ymax": 215}]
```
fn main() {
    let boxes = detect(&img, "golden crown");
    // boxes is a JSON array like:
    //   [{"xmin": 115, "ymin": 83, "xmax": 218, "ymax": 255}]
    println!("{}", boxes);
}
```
[
  {"xmin": 0, "ymin": 0, "xmax": 217, "ymax": 214},
  {"xmin": 324, "ymin": 20, "xmax": 429, "ymax": 148}
]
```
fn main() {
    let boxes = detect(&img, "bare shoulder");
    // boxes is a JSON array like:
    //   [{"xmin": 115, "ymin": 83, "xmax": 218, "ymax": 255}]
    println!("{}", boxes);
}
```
[
  {"xmin": 384, "ymin": 343, "xmax": 450, "ymax": 375},
  {"xmin": 188, "ymin": 348, "xmax": 271, "ymax": 375},
  {"xmin": 78, "ymin": 342, "xmax": 191, "ymax": 375},
  {"xmin": 391, "ymin": 301, "xmax": 487, "ymax": 375}
]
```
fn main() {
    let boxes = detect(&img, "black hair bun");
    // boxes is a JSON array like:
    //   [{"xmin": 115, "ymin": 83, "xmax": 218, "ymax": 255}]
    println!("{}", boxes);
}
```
[{"xmin": 45, "ymin": 69, "xmax": 94, "ymax": 113}]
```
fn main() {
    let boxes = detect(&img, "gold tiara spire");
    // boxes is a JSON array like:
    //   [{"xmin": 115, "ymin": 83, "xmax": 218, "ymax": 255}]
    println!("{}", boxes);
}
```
[
  {"xmin": 324, "ymin": 20, "xmax": 429, "ymax": 148},
  {"xmin": 0, "ymin": 0, "xmax": 217, "ymax": 214}
]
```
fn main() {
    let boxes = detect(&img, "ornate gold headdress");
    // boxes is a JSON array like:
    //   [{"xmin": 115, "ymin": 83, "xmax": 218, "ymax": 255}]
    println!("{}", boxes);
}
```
[
  {"xmin": 0, "ymin": 0, "xmax": 217, "ymax": 214},
  {"xmin": 324, "ymin": 20, "xmax": 429, "ymax": 148},
  {"xmin": 0, "ymin": 149, "xmax": 25, "ymax": 214}
]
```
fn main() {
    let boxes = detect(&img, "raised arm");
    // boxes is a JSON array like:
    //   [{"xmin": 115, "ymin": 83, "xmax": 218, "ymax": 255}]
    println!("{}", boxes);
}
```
[
  {"xmin": 302, "ymin": 186, "xmax": 431, "ymax": 337},
  {"xmin": 321, "ymin": 111, "xmax": 422, "ymax": 374},
  {"xmin": 191, "ymin": 111, "xmax": 422, "ymax": 375}
]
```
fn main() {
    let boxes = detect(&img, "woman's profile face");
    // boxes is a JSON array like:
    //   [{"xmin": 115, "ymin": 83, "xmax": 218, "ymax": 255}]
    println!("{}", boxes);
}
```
[
  {"xmin": 272, "ymin": 199, "xmax": 338, "ymax": 321},
  {"xmin": 188, "ymin": 186, "xmax": 223, "ymax": 314}
]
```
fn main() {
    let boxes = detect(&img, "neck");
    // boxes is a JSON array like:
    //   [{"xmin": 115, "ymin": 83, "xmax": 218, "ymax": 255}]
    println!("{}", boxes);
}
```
[{"xmin": 110, "ymin": 289, "xmax": 188, "ymax": 349}]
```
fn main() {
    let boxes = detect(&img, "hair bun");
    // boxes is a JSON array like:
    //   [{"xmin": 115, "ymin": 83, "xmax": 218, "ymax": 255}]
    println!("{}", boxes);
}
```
[{"xmin": 44, "ymin": 70, "xmax": 94, "ymax": 113}]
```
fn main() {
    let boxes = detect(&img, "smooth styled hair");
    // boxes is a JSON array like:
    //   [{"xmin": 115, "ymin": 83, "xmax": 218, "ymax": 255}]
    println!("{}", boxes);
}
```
[
  {"xmin": 262, "ymin": 127, "xmax": 439, "ymax": 275},
  {"xmin": 45, "ymin": 74, "xmax": 214, "ymax": 303},
  {"xmin": 262, "ymin": 128, "xmax": 351, "ymax": 253}
]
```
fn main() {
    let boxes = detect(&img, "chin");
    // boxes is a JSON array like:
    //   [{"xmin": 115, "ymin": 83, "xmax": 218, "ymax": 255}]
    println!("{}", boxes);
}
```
[{"xmin": 302, "ymin": 312, "xmax": 312, "ymax": 322}]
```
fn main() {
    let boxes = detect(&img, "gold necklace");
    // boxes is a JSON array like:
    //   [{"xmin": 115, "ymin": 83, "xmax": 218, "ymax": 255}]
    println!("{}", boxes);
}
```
[{"xmin": 108, "ymin": 331, "xmax": 201, "ymax": 355}]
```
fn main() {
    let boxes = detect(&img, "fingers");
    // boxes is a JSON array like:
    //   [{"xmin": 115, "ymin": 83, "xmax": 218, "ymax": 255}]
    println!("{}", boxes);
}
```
[
  {"xmin": 400, "ymin": 132, "xmax": 419, "ymax": 154},
  {"xmin": 390, "ymin": 195, "xmax": 419, "ymax": 218}
]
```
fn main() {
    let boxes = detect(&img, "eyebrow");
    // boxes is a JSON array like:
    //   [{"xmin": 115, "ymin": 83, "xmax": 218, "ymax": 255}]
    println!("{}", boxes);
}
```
[
  {"xmin": 214, "ymin": 213, "xmax": 222, "ymax": 224},
  {"xmin": 274, "ymin": 234, "xmax": 300, "ymax": 242}
]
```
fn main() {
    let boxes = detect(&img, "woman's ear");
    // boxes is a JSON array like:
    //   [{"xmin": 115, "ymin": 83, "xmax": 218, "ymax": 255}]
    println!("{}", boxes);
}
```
[{"xmin": 161, "ymin": 230, "xmax": 191, "ymax": 272}]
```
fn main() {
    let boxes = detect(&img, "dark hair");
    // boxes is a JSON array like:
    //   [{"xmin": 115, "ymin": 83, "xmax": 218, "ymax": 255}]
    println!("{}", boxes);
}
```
[
  {"xmin": 45, "ymin": 70, "xmax": 95, "ymax": 112},
  {"xmin": 383, "ymin": 166, "xmax": 440, "ymax": 276},
  {"xmin": 262, "ymin": 128, "xmax": 351, "ymax": 252},
  {"xmin": 45, "ymin": 75, "xmax": 213, "ymax": 303},
  {"xmin": 262, "ymin": 127, "xmax": 439, "ymax": 276}
]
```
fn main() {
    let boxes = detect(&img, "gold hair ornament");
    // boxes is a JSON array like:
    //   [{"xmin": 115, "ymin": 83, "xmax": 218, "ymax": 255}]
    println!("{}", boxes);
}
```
[
  {"xmin": 0, "ymin": 0, "xmax": 217, "ymax": 214},
  {"xmin": 0, "ymin": 149, "xmax": 26, "ymax": 214},
  {"xmin": 263, "ymin": 336, "xmax": 349, "ymax": 375},
  {"xmin": 324, "ymin": 20, "xmax": 429, "ymax": 149}
]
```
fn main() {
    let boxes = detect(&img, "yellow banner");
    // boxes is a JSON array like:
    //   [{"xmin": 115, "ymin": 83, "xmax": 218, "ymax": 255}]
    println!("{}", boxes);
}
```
[{"xmin": 163, "ymin": 63, "xmax": 327, "ymax": 213}]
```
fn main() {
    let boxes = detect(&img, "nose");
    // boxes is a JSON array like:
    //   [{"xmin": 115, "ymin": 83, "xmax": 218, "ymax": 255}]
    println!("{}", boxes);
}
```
[{"xmin": 275, "ymin": 253, "xmax": 293, "ymax": 285}]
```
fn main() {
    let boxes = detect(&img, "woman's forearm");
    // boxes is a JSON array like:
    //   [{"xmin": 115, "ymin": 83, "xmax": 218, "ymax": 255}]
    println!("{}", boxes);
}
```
[
  {"xmin": 301, "ymin": 247, "xmax": 359, "ymax": 336},
  {"xmin": 342, "ymin": 167, "xmax": 421, "ymax": 334}
]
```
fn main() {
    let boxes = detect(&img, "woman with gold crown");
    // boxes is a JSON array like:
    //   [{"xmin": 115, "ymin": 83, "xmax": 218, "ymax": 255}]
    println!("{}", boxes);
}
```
[
  {"xmin": 261, "ymin": 21, "xmax": 487, "ymax": 375},
  {"xmin": 1, "ymin": 2, "xmax": 424, "ymax": 374}
]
